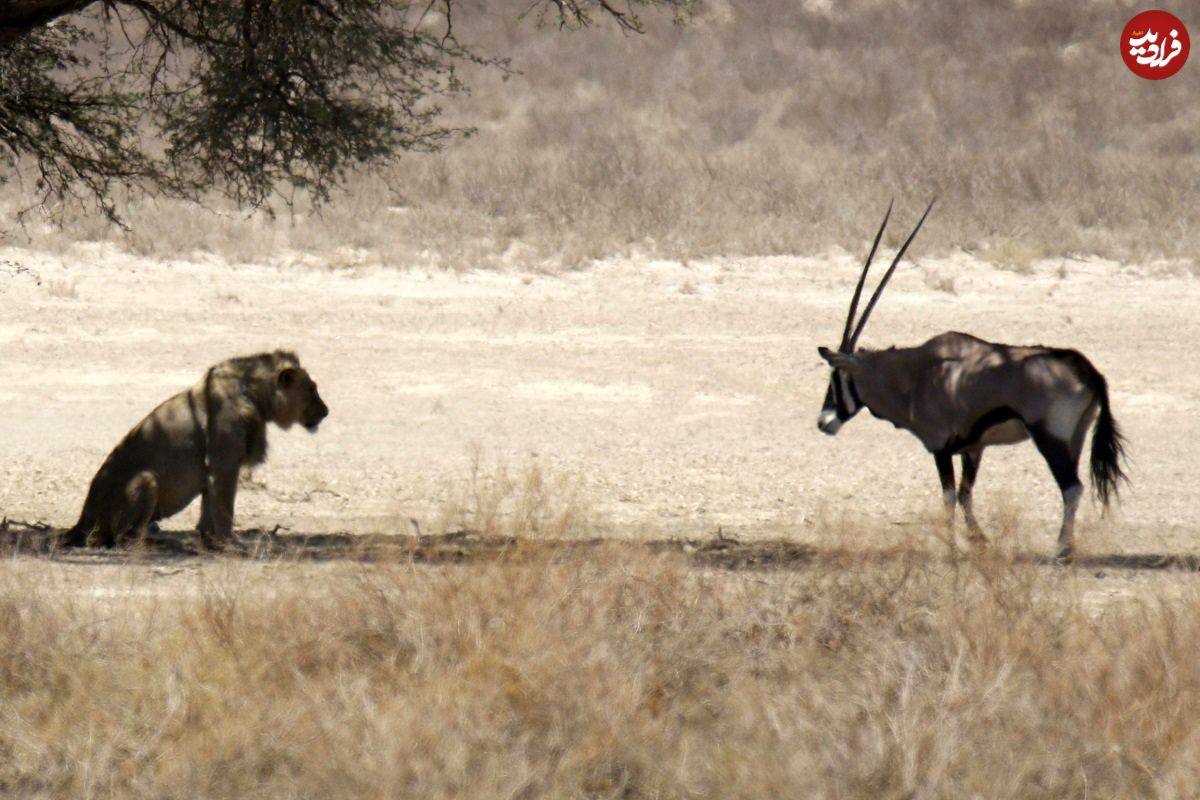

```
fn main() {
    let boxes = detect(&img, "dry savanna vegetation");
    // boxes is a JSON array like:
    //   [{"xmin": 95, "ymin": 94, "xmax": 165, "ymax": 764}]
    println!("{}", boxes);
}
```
[
  {"xmin": 3, "ymin": 533, "xmax": 1200, "ymax": 799},
  {"xmin": 4, "ymin": 1, "xmax": 1200, "ymax": 798},
  {"xmin": 1, "ymin": 463, "xmax": 1198, "ymax": 798}
]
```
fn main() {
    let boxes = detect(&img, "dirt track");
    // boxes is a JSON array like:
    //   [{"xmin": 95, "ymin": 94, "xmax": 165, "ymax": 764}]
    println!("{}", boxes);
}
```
[{"xmin": 1, "ymin": 244, "xmax": 1197, "ymax": 558}]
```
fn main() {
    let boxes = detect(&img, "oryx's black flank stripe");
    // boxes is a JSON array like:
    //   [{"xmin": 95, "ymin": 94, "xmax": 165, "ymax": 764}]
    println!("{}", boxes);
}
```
[{"xmin": 943, "ymin": 406, "xmax": 1021, "ymax": 454}]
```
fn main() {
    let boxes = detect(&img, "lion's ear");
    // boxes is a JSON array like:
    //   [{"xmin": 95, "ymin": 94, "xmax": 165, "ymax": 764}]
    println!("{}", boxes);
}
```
[{"xmin": 278, "ymin": 367, "xmax": 299, "ymax": 388}]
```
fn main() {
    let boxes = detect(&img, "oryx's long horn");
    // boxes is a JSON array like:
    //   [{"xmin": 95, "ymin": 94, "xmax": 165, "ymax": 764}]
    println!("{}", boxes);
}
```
[
  {"xmin": 840, "ymin": 198, "xmax": 893, "ymax": 352},
  {"xmin": 847, "ymin": 198, "xmax": 935, "ymax": 351}
]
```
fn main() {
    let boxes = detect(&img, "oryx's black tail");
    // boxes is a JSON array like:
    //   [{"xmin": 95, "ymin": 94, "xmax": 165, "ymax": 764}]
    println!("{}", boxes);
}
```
[{"xmin": 1087, "ymin": 368, "xmax": 1127, "ymax": 508}]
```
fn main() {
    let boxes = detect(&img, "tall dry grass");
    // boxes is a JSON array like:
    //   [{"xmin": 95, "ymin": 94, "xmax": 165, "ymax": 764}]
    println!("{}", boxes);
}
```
[
  {"xmin": 3, "ymin": 542, "xmax": 1200, "ymax": 798},
  {"xmin": 4, "ymin": 0, "xmax": 1197, "ymax": 269},
  {"xmin": 436, "ymin": 452, "xmax": 599, "ymax": 539}
]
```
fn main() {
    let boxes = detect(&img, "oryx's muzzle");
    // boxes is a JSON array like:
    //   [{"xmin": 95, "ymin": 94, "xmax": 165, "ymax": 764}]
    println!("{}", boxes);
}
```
[{"xmin": 817, "ymin": 408, "xmax": 842, "ymax": 435}]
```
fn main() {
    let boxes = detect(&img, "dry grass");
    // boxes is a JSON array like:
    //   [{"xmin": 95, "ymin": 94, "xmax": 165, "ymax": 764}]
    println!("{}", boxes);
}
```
[
  {"xmin": 4, "ymin": 0, "xmax": 1198, "ymax": 270},
  {"xmin": 436, "ymin": 452, "xmax": 599, "ymax": 539},
  {"xmin": 3, "ymin": 536, "xmax": 1200, "ymax": 798}
]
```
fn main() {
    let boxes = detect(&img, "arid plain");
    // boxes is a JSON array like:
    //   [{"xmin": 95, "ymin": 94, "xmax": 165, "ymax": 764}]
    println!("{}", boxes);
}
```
[
  {"xmin": 4, "ymin": 242, "xmax": 1200, "ymax": 797},
  {"xmin": 2, "ymin": 243, "xmax": 1195, "ymax": 554},
  {"xmin": 5, "ymin": 0, "xmax": 1200, "ymax": 793}
]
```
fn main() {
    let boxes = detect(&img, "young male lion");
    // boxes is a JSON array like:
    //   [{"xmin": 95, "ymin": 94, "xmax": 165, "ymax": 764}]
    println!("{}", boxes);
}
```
[{"xmin": 62, "ymin": 350, "xmax": 329, "ymax": 549}]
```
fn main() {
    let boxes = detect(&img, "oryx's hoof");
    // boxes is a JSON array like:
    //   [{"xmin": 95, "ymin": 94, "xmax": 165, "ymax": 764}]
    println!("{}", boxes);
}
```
[{"xmin": 1054, "ymin": 545, "xmax": 1074, "ymax": 565}]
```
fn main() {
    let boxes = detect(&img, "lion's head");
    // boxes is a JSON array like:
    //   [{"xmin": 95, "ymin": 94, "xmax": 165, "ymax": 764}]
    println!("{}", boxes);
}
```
[{"xmin": 271, "ymin": 360, "xmax": 329, "ymax": 432}]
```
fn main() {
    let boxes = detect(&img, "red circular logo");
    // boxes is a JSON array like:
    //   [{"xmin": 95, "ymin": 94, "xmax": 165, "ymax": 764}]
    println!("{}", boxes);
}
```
[{"xmin": 1122, "ymin": 10, "xmax": 1189, "ymax": 80}]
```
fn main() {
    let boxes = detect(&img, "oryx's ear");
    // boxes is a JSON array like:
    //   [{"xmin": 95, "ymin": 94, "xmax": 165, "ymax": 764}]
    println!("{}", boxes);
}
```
[
  {"xmin": 817, "ymin": 346, "xmax": 861, "ymax": 373},
  {"xmin": 278, "ymin": 367, "xmax": 299, "ymax": 388}
]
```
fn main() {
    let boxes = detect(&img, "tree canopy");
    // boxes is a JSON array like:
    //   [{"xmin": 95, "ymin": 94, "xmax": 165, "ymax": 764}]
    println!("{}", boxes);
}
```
[{"xmin": 0, "ymin": 0, "xmax": 690, "ymax": 218}]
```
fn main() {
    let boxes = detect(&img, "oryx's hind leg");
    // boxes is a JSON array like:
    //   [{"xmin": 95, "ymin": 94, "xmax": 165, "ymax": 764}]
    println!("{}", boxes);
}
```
[
  {"xmin": 1030, "ymin": 427, "xmax": 1083, "ymax": 563},
  {"xmin": 957, "ymin": 449, "xmax": 986, "ymax": 543}
]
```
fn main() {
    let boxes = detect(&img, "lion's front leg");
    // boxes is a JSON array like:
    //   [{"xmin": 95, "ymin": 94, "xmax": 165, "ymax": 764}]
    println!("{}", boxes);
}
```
[
  {"xmin": 197, "ymin": 491, "xmax": 212, "ymax": 547},
  {"xmin": 197, "ymin": 466, "xmax": 239, "ymax": 549}
]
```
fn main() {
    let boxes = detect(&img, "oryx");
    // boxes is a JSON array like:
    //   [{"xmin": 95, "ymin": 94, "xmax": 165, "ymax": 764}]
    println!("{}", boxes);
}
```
[{"xmin": 817, "ymin": 200, "xmax": 1127, "ymax": 561}]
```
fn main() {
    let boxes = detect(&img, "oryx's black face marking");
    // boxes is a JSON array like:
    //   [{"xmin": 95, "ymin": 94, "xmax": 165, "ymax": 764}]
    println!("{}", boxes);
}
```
[{"xmin": 818, "ymin": 368, "xmax": 861, "ymax": 435}]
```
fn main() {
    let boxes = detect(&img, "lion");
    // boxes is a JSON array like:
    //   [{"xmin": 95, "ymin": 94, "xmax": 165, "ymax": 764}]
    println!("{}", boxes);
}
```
[{"xmin": 61, "ymin": 350, "xmax": 329, "ymax": 549}]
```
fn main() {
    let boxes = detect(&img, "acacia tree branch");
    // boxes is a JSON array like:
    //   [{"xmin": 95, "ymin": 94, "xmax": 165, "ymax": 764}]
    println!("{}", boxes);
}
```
[
  {"xmin": 110, "ymin": 0, "xmax": 228, "ymax": 48},
  {"xmin": 522, "ymin": 0, "xmax": 691, "ymax": 33},
  {"xmin": 0, "ymin": 0, "xmax": 693, "ymax": 220},
  {"xmin": 0, "ymin": 0, "xmax": 97, "ymax": 48}
]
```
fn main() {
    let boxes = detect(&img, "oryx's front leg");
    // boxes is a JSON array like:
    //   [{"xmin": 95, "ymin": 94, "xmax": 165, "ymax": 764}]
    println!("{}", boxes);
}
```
[
  {"xmin": 958, "ymin": 449, "xmax": 986, "ymax": 543},
  {"xmin": 934, "ymin": 451, "xmax": 956, "ymax": 526}
]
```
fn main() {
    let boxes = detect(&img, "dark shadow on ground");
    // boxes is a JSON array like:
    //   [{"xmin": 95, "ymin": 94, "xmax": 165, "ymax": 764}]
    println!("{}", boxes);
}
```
[
  {"xmin": 2, "ymin": 519, "xmax": 1198, "ymax": 573},
  {"xmin": 0, "ymin": 520, "xmax": 819, "ymax": 570},
  {"xmin": 1017, "ymin": 552, "xmax": 1200, "ymax": 571}
]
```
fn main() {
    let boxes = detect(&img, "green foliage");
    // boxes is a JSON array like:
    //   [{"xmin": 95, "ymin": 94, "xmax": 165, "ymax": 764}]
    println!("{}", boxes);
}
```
[{"xmin": 0, "ymin": 0, "xmax": 690, "ymax": 216}]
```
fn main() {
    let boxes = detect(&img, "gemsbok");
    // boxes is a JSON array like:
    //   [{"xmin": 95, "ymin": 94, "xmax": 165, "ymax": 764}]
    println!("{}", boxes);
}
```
[{"xmin": 817, "ymin": 200, "xmax": 1127, "ymax": 561}]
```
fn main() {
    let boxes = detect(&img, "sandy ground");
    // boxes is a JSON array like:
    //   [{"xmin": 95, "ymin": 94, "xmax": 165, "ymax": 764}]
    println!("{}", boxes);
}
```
[{"xmin": 1, "ymin": 243, "xmax": 1197, "ymax": 560}]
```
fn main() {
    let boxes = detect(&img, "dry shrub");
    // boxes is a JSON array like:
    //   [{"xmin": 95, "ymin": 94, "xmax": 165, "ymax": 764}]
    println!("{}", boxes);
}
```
[
  {"xmin": 2, "ymin": 544, "xmax": 1200, "ymax": 798},
  {"xmin": 438, "ymin": 451, "xmax": 596, "ymax": 538}
]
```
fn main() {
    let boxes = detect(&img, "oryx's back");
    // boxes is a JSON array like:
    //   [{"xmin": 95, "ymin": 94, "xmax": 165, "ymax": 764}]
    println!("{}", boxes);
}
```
[{"xmin": 934, "ymin": 332, "xmax": 1104, "ymax": 435}]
